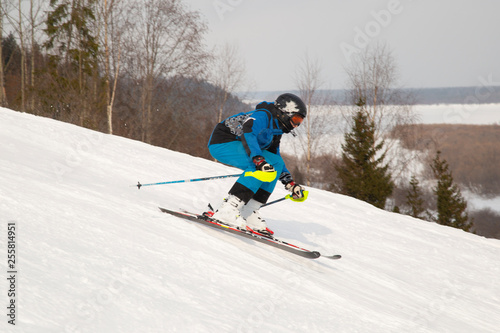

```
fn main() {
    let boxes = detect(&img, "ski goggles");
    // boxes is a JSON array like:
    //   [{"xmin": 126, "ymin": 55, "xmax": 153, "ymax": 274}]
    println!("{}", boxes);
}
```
[{"xmin": 290, "ymin": 113, "xmax": 305, "ymax": 127}]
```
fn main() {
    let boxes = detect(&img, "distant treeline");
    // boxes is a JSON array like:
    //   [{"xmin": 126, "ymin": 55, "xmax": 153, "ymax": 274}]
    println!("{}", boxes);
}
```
[
  {"xmin": 250, "ymin": 86, "xmax": 500, "ymax": 105},
  {"xmin": 391, "ymin": 123, "xmax": 500, "ymax": 196}
]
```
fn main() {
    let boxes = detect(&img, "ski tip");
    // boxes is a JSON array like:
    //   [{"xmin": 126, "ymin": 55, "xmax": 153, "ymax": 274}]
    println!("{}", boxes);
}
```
[{"xmin": 323, "ymin": 254, "xmax": 342, "ymax": 260}]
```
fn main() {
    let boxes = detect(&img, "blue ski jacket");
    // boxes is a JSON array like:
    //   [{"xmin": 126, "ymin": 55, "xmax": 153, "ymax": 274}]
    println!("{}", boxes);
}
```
[{"xmin": 208, "ymin": 102, "xmax": 288, "ymax": 171}]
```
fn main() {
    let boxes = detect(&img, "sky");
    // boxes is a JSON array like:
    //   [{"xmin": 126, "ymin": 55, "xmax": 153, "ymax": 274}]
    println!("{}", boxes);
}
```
[{"xmin": 182, "ymin": 0, "xmax": 500, "ymax": 92}]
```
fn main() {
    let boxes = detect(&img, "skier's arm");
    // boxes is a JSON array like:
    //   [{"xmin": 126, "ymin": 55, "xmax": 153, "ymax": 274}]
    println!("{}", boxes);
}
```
[
  {"xmin": 268, "ymin": 136, "xmax": 290, "ymax": 174},
  {"xmin": 241, "ymin": 111, "xmax": 269, "ymax": 160},
  {"xmin": 271, "ymin": 133, "xmax": 305, "ymax": 198}
]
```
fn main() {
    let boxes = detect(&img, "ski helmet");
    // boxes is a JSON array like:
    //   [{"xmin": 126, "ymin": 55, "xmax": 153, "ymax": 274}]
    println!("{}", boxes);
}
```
[{"xmin": 274, "ymin": 93, "xmax": 307, "ymax": 132}]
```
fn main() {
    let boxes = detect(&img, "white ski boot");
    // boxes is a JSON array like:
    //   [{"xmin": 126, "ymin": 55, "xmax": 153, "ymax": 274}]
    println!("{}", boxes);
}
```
[
  {"xmin": 242, "ymin": 199, "xmax": 274, "ymax": 237},
  {"xmin": 212, "ymin": 195, "xmax": 247, "ymax": 229}
]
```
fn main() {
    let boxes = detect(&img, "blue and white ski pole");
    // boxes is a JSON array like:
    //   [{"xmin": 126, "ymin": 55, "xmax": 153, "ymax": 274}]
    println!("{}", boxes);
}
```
[
  {"xmin": 135, "ymin": 170, "xmax": 279, "ymax": 189},
  {"xmin": 135, "ymin": 174, "xmax": 241, "ymax": 189}
]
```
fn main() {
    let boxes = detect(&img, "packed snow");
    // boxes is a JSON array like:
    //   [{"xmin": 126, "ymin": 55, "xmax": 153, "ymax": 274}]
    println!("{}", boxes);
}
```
[{"xmin": 1, "ymin": 107, "xmax": 500, "ymax": 333}]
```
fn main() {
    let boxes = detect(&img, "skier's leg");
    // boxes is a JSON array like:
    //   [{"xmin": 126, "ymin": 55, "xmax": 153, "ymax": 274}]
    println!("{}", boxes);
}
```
[
  {"xmin": 241, "ymin": 151, "xmax": 285, "ymax": 236},
  {"xmin": 209, "ymin": 143, "xmax": 285, "ymax": 232},
  {"xmin": 257, "ymin": 150, "xmax": 285, "ymax": 195},
  {"xmin": 209, "ymin": 141, "xmax": 270, "ymax": 195},
  {"xmin": 208, "ymin": 142, "xmax": 254, "ymax": 227}
]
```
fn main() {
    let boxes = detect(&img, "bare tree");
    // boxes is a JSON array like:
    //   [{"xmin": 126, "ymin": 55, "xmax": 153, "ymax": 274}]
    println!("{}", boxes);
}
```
[
  {"xmin": 1, "ymin": 0, "xmax": 46, "ymax": 111},
  {"xmin": 102, "ymin": 0, "xmax": 112, "ymax": 133},
  {"xmin": 292, "ymin": 53, "xmax": 337, "ymax": 186},
  {"xmin": 123, "ymin": 0, "xmax": 209, "ymax": 143},
  {"xmin": 15, "ymin": 0, "xmax": 26, "ymax": 111},
  {"xmin": 27, "ymin": 0, "xmax": 47, "ymax": 112},
  {"xmin": 96, "ymin": 0, "xmax": 127, "ymax": 134},
  {"xmin": 342, "ymin": 43, "xmax": 418, "ymax": 183},
  {"xmin": 0, "ymin": 0, "xmax": 7, "ymax": 106},
  {"xmin": 210, "ymin": 42, "xmax": 245, "ymax": 123}
]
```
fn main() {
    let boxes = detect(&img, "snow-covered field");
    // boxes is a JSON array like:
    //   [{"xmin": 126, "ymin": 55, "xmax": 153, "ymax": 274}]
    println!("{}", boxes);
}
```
[
  {"xmin": 279, "ymin": 103, "xmax": 500, "ymax": 154},
  {"xmin": 467, "ymin": 193, "xmax": 500, "ymax": 214},
  {"xmin": 414, "ymin": 103, "xmax": 500, "ymax": 124},
  {"xmin": 1, "ymin": 107, "xmax": 500, "ymax": 332}
]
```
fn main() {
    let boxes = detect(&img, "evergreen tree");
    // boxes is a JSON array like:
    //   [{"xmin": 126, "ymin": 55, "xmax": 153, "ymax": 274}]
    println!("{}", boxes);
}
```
[
  {"xmin": 431, "ymin": 151, "xmax": 473, "ymax": 231},
  {"xmin": 406, "ymin": 175, "xmax": 426, "ymax": 219},
  {"xmin": 44, "ymin": 0, "xmax": 99, "ymax": 69},
  {"xmin": 335, "ymin": 101, "xmax": 394, "ymax": 209},
  {"xmin": 42, "ymin": 0, "xmax": 104, "ymax": 127}
]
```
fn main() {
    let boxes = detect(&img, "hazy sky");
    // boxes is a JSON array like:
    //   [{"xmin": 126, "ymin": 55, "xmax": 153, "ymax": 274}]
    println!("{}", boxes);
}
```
[{"xmin": 183, "ymin": 0, "xmax": 500, "ymax": 92}]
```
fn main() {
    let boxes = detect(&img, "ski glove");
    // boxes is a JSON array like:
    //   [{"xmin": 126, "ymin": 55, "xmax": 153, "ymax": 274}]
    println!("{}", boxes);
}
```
[
  {"xmin": 285, "ymin": 181, "xmax": 306, "ymax": 199},
  {"xmin": 280, "ymin": 172, "xmax": 306, "ymax": 199},
  {"xmin": 279, "ymin": 172, "xmax": 293, "ymax": 185},
  {"xmin": 253, "ymin": 156, "xmax": 275, "ymax": 172}
]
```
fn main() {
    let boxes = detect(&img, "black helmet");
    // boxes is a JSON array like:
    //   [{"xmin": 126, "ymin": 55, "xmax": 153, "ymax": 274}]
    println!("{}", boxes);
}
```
[{"xmin": 274, "ymin": 93, "xmax": 307, "ymax": 133}]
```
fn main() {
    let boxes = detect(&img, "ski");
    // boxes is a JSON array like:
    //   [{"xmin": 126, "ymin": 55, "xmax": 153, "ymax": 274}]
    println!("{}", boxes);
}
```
[{"xmin": 159, "ymin": 207, "xmax": 341, "ymax": 260}]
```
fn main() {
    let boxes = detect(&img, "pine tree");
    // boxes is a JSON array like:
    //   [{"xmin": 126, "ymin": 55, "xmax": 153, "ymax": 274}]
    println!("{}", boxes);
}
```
[
  {"xmin": 335, "ymin": 102, "xmax": 394, "ymax": 209},
  {"xmin": 44, "ymin": 0, "xmax": 99, "ymax": 69},
  {"xmin": 43, "ymin": 0, "xmax": 103, "ymax": 127},
  {"xmin": 406, "ymin": 175, "xmax": 426, "ymax": 219},
  {"xmin": 431, "ymin": 151, "xmax": 473, "ymax": 231}
]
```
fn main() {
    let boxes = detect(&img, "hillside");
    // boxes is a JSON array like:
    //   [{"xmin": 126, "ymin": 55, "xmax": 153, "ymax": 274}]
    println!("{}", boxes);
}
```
[{"xmin": 1, "ymin": 108, "xmax": 500, "ymax": 333}]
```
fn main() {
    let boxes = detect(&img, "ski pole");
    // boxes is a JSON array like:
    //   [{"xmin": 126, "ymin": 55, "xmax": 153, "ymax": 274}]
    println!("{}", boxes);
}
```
[
  {"xmin": 135, "ymin": 170, "xmax": 279, "ymax": 189},
  {"xmin": 261, "ymin": 191, "xmax": 309, "ymax": 207},
  {"xmin": 135, "ymin": 174, "xmax": 241, "ymax": 189},
  {"xmin": 261, "ymin": 196, "xmax": 288, "ymax": 207}
]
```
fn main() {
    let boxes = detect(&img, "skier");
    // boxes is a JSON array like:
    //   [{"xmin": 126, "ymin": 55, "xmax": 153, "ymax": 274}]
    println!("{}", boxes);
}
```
[{"xmin": 208, "ymin": 93, "xmax": 307, "ymax": 236}]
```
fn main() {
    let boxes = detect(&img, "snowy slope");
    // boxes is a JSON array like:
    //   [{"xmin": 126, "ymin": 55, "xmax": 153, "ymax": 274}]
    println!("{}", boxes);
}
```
[{"xmin": 1, "ymin": 108, "xmax": 500, "ymax": 333}]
